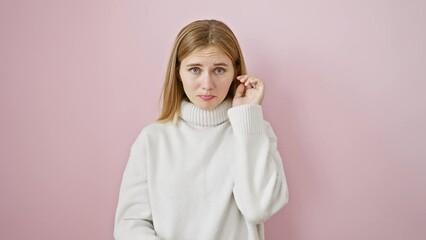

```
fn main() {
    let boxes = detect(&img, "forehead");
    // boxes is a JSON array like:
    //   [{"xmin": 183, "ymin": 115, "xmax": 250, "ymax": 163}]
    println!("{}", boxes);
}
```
[{"xmin": 182, "ymin": 46, "xmax": 232, "ymax": 64}]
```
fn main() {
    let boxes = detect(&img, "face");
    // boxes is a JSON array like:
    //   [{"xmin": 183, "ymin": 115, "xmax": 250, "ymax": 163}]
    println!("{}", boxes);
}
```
[{"xmin": 179, "ymin": 46, "xmax": 235, "ymax": 110}]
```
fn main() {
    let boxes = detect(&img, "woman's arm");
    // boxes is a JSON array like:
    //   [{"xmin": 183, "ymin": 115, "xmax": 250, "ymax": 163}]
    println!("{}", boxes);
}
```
[
  {"xmin": 114, "ymin": 133, "xmax": 159, "ymax": 240},
  {"xmin": 228, "ymin": 104, "xmax": 289, "ymax": 224}
]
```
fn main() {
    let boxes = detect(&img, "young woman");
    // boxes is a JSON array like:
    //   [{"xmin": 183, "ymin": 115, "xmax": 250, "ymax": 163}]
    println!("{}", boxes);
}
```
[{"xmin": 114, "ymin": 19, "xmax": 289, "ymax": 240}]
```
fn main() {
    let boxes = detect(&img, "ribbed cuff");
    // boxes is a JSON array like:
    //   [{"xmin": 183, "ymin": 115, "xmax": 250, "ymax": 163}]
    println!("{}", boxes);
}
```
[{"xmin": 227, "ymin": 104, "xmax": 265, "ymax": 135}]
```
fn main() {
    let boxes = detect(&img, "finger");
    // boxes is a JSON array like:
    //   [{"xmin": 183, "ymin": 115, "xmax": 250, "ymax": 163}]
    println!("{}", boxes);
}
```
[
  {"xmin": 244, "ymin": 77, "xmax": 259, "ymax": 87},
  {"xmin": 234, "ymin": 83, "xmax": 246, "ymax": 98},
  {"xmin": 237, "ymin": 75, "xmax": 249, "ymax": 83},
  {"xmin": 244, "ymin": 77, "xmax": 253, "ymax": 86}
]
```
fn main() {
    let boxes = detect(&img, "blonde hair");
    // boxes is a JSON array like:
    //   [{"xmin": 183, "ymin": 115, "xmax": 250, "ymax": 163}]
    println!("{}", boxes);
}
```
[{"xmin": 157, "ymin": 19, "xmax": 247, "ymax": 123}]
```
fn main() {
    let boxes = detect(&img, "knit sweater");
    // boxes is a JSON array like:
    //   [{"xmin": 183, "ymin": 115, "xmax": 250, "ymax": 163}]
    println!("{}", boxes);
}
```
[{"xmin": 114, "ymin": 100, "xmax": 289, "ymax": 240}]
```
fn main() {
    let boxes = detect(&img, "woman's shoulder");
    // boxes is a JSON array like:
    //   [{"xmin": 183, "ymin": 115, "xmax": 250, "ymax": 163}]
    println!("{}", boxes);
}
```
[{"xmin": 134, "ymin": 121, "xmax": 175, "ymax": 140}]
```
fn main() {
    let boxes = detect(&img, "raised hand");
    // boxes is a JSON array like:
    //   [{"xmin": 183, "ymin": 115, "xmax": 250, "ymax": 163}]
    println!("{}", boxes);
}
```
[{"xmin": 232, "ymin": 75, "xmax": 265, "ymax": 107}]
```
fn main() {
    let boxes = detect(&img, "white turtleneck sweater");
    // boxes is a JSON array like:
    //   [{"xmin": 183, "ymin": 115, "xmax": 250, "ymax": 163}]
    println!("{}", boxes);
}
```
[{"xmin": 114, "ymin": 100, "xmax": 289, "ymax": 240}]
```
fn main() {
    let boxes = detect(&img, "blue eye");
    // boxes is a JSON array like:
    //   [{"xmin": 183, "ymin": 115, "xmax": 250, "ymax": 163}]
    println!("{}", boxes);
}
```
[
  {"xmin": 189, "ymin": 67, "xmax": 200, "ymax": 74},
  {"xmin": 215, "ymin": 68, "xmax": 225, "ymax": 74}
]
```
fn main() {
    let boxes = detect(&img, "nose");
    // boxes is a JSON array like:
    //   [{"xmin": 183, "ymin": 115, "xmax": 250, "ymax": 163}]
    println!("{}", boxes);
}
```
[{"xmin": 201, "ymin": 72, "xmax": 214, "ymax": 90}]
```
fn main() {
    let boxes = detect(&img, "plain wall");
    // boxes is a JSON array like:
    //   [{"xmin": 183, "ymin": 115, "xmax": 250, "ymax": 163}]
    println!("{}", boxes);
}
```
[{"xmin": 1, "ymin": 0, "xmax": 425, "ymax": 239}]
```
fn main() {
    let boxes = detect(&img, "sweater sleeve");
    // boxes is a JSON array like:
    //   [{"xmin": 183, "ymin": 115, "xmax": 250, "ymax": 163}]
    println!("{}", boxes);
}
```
[
  {"xmin": 228, "ymin": 104, "xmax": 289, "ymax": 224},
  {"xmin": 114, "ymin": 132, "xmax": 159, "ymax": 240}
]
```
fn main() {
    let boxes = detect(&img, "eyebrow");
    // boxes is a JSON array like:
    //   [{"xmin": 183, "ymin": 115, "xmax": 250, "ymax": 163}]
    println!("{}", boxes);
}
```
[{"xmin": 185, "ymin": 63, "xmax": 230, "ymax": 67}]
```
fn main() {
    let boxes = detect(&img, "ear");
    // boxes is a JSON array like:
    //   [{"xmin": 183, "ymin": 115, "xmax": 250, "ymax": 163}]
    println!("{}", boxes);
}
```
[{"xmin": 226, "ymin": 79, "xmax": 239, "ymax": 99}]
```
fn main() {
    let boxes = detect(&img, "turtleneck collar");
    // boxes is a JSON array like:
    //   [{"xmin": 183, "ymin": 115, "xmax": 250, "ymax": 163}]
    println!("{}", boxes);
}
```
[{"xmin": 180, "ymin": 99, "xmax": 232, "ymax": 127}]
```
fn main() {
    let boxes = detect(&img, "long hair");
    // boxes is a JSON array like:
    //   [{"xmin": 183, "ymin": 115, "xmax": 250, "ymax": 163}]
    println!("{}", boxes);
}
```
[{"xmin": 157, "ymin": 19, "xmax": 247, "ymax": 123}]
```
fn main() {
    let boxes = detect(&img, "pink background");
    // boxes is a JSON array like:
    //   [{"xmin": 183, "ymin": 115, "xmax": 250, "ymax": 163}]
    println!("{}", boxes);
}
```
[{"xmin": 1, "ymin": 0, "xmax": 425, "ymax": 239}]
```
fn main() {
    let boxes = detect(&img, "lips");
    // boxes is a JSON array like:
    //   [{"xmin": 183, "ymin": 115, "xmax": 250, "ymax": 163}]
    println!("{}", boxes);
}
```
[{"xmin": 199, "ymin": 95, "xmax": 215, "ymax": 101}]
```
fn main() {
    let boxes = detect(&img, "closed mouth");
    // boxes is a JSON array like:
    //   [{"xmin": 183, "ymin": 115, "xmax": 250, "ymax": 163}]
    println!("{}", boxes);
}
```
[{"xmin": 199, "ymin": 95, "xmax": 215, "ymax": 100}]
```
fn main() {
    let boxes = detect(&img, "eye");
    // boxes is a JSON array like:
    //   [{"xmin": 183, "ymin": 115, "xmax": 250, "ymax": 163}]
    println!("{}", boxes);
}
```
[
  {"xmin": 189, "ymin": 67, "xmax": 200, "ymax": 74},
  {"xmin": 215, "ymin": 67, "xmax": 225, "ymax": 74}
]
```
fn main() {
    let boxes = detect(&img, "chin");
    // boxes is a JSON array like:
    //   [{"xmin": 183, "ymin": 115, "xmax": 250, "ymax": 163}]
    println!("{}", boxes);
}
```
[{"xmin": 196, "ymin": 100, "xmax": 220, "ymax": 111}]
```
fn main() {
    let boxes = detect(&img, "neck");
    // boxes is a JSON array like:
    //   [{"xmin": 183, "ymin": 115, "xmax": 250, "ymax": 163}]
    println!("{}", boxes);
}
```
[{"xmin": 180, "ymin": 100, "xmax": 232, "ymax": 126}]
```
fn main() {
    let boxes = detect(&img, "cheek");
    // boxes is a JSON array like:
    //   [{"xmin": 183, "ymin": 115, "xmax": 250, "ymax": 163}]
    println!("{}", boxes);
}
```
[
  {"xmin": 218, "ymin": 77, "xmax": 234, "ymax": 92},
  {"xmin": 225, "ymin": 73, "xmax": 235, "ymax": 86},
  {"xmin": 179, "ymin": 71, "xmax": 191, "ymax": 88},
  {"xmin": 181, "ymin": 78, "xmax": 198, "ymax": 92}
]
